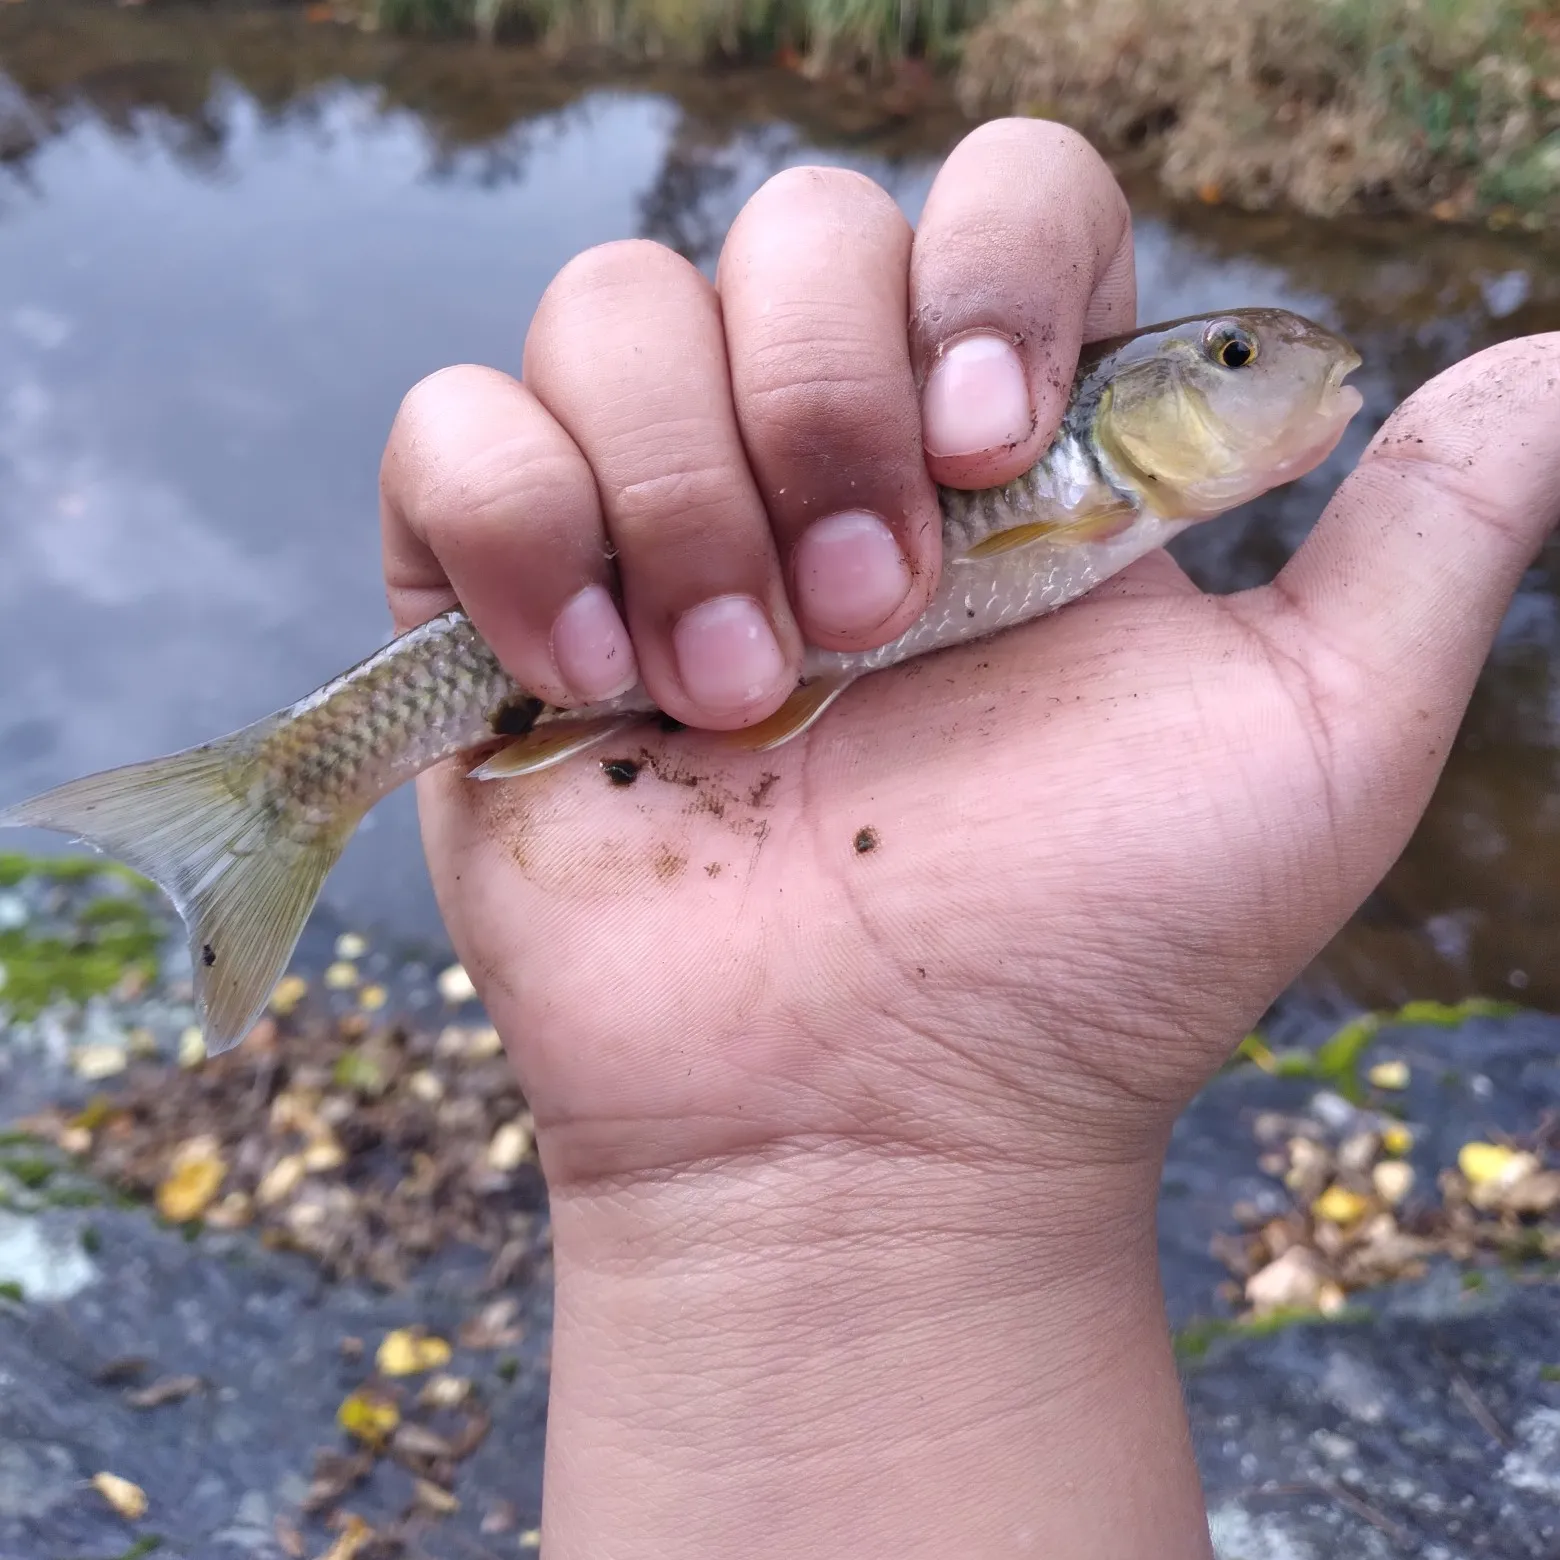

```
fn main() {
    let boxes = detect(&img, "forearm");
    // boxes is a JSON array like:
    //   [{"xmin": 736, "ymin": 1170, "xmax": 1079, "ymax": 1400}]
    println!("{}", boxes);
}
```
[{"xmin": 539, "ymin": 1144, "xmax": 1212, "ymax": 1560}]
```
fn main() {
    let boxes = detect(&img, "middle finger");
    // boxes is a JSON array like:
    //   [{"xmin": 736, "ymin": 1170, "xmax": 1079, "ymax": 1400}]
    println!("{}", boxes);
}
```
[{"xmin": 523, "ymin": 239, "xmax": 803, "ymax": 730}]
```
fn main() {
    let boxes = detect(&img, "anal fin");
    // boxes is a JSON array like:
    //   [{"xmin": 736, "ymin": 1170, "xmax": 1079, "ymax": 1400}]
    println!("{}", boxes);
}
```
[
  {"xmin": 468, "ymin": 715, "xmax": 635, "ymax": 780},
  {"xmin": 718, "ymin": 675, "xmax": 851, "ymax": 752},
  {"xmin": 958, "ymin": 494, "xmax": 1137, "ymax": 561}
]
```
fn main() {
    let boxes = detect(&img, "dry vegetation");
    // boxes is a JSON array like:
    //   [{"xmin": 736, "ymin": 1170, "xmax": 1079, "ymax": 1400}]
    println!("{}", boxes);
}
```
[{"xmin": 957, "ymin": 0, "xmax": 1560, "ymax": 225}]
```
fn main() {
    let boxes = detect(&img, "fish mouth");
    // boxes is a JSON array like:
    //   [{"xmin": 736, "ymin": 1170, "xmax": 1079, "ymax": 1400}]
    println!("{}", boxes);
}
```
[{"xmin": 1263, "ymin": 357, "xmax": 1364, "ymax": 486}]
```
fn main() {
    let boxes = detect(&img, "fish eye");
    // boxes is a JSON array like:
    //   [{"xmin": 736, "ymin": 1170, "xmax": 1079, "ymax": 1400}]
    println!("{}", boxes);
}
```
[{"xmin": 1206, "ymin": 323, "xmax": 1258, "ymax": 370}]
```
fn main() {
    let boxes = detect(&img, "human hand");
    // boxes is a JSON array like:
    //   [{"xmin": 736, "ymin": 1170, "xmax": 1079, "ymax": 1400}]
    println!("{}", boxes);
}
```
[{"xmin": 379, "ymin": 118, "xmax": 1560, "ymax": 1559}]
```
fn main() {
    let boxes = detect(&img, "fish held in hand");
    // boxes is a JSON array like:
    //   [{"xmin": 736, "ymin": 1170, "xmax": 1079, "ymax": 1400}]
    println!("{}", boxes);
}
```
[{"xmin": 0, "ymin": 308, "xmax": 1362, "ymax": 1055}]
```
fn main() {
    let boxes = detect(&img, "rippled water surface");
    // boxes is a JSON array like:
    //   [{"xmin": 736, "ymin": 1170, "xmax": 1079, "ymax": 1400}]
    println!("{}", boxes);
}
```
[{"xmin": 4, "ymin": 5, "xmax": 1560, "ymax": 1026}]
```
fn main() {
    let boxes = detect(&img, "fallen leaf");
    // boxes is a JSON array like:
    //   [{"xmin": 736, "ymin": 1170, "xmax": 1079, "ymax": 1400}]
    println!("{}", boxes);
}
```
[
  {"xmin": 90, "ymin": 1471, "xmax": 147, "ymax": 1520},
  {"xmin": 1367, "ymin": 1059, "xmax": 1409, "ymax": 1090},
  {"xmin": 412, "ymin": 1477, "xmax": 459, "ymax": 1515},
  {"xmin": 324, "ymin": 961, "xmax": 360, "ymax": 991},
  {"xmin": 125, "ymin": 1374, "xmax": 203, "ymax": 1409},
  {"xmin": 71, "ymin": 1043, "xmax": 127, "ymax": 1081},
  {"xmin": 1459, "ymin": 1140, "xmax": 1520, "ymax": 1185},
  {"xmin": 303, "ymin": 1134, "xmax": 347, "ymax": 1174},
  {"xmin": 438, "ymin": 963, "xmax": 477, "ymax": 1004},
  {"xmin": 1381, "ymin": 1123, "xmax": 1414, "ymax": 1156},
  {"xmin": 1246, "ymin": 1245, "xmax": 1325, "ymax": 1314},
  {"xmin": 486, "ymin": 1119, "xmax": 533, "ymax": 1172},
  {"xmin": 418, "ymin": 1373, "xmax": 471, "ymax": 1410},
  {"xmin": 337, "ymin": 1388, "xmax": 400, "ymax": 1448},
  {"xmin": 1372, "ymin": 1161, "xmax": 1414, "ymax": 1206},
  {"xmin": 458, "ymin": 1297, "xmax": 523, "ymax": 1350},
  {"xmin": 359, "ymin": 984, "xmax": 388, "ymax": 1012},
  {"xmin": 391, "ymin": 1421, "xmax": 456, "ymax": 1461},
  {"xmin": 178, "ymin": 1026, "xmax": 207, "ymax": 1068},
  {"xmin": 302, "ymin": 1449, "xmax": 374, "ymax": 1513},
  {"xmin": 335, "ymin": 932, "xmax": 368, "ymax": 961},
  {"xmin": 257, "ymin": 1153, "xmax": 307, "ymax": 1207},
  {"xmin": 377, "ymin": 1327, "xmax": 452, "ymax": 1377},
  {"xmin": 1313, "ymin": 1185, "xmax": 1370, "ymax": 1227},
  {"xmin": 480, "ymin": 1499, "xmax": 517, "ymax": 1534},
  {"xmin": 156, "ymin": 1135, "xmax": 227, "ymax": 1222},
  {"xmin": 519, "ymin": 1528, "xmax": 542, "ymax": 1549},
  {"xmin": 205, "ymin": 1191, "xmax": 254, "ymax": 1229},
  {"xmin": 269, "ymin": 973, "xmax": 309, "ymax": 1015},
  {"xmin": 319, "ymin": 1513, "xmax": 375, "ymax": 1560}
]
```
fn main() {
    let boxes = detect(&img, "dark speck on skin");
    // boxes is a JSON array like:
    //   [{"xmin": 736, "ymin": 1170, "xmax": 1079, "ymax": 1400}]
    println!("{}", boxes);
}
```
[
  {"xmin": 748, "ymin": 772, "xmax": 780, "ymax": 807},
  {"xmin": 601, "ymin": 757, "xmax": 641, "ymax": 787},
  {"xmin": 201, "ymin": 943, "xmax": 216, "ymax": 968},
  {"xmin": 854, "ymin": 827, "xmax": 879, "ymax": 855}
]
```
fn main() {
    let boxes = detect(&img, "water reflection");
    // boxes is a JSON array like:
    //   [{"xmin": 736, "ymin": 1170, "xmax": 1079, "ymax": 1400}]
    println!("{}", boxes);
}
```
[{"xmin": 3, "ymin": 8, "xmax": 1559, "ymax": 1026}]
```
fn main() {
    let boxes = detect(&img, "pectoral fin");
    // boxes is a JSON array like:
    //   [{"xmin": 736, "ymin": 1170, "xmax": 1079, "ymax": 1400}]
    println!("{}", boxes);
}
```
[
  {"xmin": 468, "ymin": 715, "xmax": 635, "ymax": 780},
  {"xmin": 957, "ymin": 495, "xmax": 1137, "ymax": 561},
  {"xmin": 718, "ymin": 675, "xmax": 852, "ymax": 752}
]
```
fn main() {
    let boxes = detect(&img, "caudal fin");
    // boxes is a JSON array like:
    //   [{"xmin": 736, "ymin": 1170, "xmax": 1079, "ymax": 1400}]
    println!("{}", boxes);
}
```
[{"xmin": 0, "ymin": 730, "xmax": 357, "ymax": 1056}]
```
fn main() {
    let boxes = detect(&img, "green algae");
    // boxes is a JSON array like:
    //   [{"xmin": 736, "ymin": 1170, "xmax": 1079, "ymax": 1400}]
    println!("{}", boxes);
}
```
[
  {"xmin": 1237, "ymin": 996, "xmax": 1522, "ymax": 1101},
  {"xmin": 1174, "ymin": 1302, "xmax": 1372, "ymax": 1364},
  {"xmin": 0, "ymin": 856, "xmax": 166, "ymax": 1023}
]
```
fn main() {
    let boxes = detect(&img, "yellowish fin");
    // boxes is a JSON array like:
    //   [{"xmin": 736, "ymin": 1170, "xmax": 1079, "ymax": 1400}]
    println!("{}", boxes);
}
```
[
  {"xmin": 958, "ymin": 495, "xmax": 1136, "ymax": 561},
  {"xmin": 0, "ymin": 727, "xmax": 358, "ymax": 1057},
  {"xmin": 718, "ymin": 675, "xmax": 852, "ymax": 752},
  {"xmin": 467, "ymin": 715, "xmax": 635, "ymax": 780}
]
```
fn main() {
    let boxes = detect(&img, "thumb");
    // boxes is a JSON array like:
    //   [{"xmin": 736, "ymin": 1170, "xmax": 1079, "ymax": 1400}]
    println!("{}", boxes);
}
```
[{"xmin": 1247, "ymin": 333, "xmax": 1560, "ymax": 878}]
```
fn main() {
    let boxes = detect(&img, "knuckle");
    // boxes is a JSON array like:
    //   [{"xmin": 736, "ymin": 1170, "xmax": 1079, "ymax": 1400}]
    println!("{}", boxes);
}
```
[{"xmin": 742, "ymin": 357, "xmax": 911, "ymax": 467}]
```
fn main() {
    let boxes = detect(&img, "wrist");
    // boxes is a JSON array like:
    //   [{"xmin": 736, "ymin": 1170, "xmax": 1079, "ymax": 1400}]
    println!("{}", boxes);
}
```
[{"xmin": 538, "ymin": 1142, "xmax": 1212, "ymax": 1560}]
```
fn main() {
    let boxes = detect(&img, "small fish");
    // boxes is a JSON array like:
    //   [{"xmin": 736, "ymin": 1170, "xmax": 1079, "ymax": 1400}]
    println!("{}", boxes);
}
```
[{"xmin": 1, "ymin": 308, "xmax": 1362, "ymax": 1054}]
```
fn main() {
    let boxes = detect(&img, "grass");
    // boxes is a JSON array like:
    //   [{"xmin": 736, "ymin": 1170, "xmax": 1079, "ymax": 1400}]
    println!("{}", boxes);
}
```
[
  {"xmin": 354, "ymin": 0, "xmax": 994, "ymax": 67},
  {"xmin": 958, "ymin": 0, "xmax": 1560, "ymax": 227}
]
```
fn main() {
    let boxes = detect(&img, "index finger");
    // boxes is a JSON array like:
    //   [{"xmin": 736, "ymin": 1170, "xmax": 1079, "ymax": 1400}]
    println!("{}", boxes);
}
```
[{"xmin": 911, "ymin": 119, "xmax": 1137, "ymax": 491}]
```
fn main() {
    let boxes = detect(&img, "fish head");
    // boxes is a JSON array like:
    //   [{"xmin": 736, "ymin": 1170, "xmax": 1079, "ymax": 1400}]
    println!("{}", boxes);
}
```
[{"xmin": 1092, "ymin": 307, "xmax": 1363, "ymax": 519}]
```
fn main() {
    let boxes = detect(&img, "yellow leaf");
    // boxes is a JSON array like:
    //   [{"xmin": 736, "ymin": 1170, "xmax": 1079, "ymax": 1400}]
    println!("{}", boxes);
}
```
[
  {"xmin": 90, "ymin": 1471, "xmax": 147, "ymax": 1520},
  {"xmin": 320, "ymin": 1514, "xmax": 375, "ymax": 1560},
  {"xmin": 1367, "ymin": 1059, "xmax": 1409, "ymax": 1090},
  {"xmin": 1459, "ymin": 1141, "xmax": 1520, "ymax": 1186},
  {"xmin": 1313, "ymin": 1184, "xmax": 1369, "ymax": 1226},
  {"xmin": 1381, "ymin": 1123, "xmax": 1414, "ymax": 1157},
  {"xmin": 519, "ymin": 1531, "xmax": 541, "ymax": 1550},
  {"xmin": 337, "ymin": 1388, "xmax": 400, "ymax": 1447},
  {"xmin": 178, "ymin": 1026, "xmax": 207, "ymax": 1068},
  {"xmin": 156, "ymin": 1136, "xmax": 227, "ymax": 1222},
  {"xmin": 359, "ymin": 984, "xmax": 388, "ymax": 1012},
  {"xmin": 377, "ymin": 1327, "xmax": 452, "ymax": 1376},
  {"xmin": 71, "ymin": 1043, "xmax": 127, "ymax": 1081},
  {"xmin": 269, "ymin": 973, "xmax": 309, "ymax": 1015},
  {"xmin": 324, "ymin": 961, "xmax": 360, "ymax": 991}
]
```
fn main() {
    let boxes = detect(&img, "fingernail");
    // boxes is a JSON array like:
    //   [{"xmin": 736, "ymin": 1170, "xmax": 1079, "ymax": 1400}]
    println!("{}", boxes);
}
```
[
  {"xmin": 673, "ymin": 594, "xmax": 787, "ymax": 715},
  {"xmin": 793, "ymin": 511, "xmax": 911, "ymax": 636},
  {"xmin": 921, "ymin": 333, "xmax": 1031, "ymax": 458},
  {"xmin": 552, "ymin": 584, "xmax": 639, "ymax": 703}
]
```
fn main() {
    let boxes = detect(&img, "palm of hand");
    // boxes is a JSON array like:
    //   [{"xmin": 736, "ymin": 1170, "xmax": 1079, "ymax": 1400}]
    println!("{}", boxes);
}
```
[{"xmin": 416, "ymin": 548, "xmax": 1408, "ymax": 1188}]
